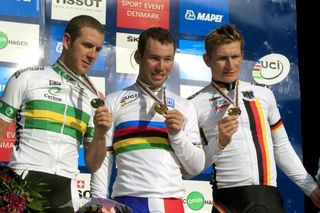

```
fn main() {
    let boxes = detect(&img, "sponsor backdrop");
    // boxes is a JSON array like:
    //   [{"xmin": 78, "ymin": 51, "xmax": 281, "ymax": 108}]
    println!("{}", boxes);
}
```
[{"xmin": 0, "ymin": 0, "xmax": 301, "ymax": 212}]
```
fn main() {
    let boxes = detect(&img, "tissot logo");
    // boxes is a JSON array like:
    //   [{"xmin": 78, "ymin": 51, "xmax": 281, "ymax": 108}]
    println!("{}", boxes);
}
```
[{"xmin": 55, "ymin": 0, "xmax": 102, "ymax": 7}]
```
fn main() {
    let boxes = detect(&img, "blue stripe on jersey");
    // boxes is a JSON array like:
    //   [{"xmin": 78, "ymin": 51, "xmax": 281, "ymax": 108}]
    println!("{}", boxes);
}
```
[{"xmin": 115, "ymin": 120, "xmax": 166, "ymax": 131}]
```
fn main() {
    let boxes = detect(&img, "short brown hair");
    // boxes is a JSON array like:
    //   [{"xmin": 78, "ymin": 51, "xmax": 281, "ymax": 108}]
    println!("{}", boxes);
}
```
[
  {"xmin": 205, "ymin": 24, "xmax": 244, "ymax": 56},
  {"xmin": 137, "ymin": 27, "xmax": 176, "ymax": 56},
  {"xmin": 64, "ymin": 15, "xmax": 104, "ymax": 42}
]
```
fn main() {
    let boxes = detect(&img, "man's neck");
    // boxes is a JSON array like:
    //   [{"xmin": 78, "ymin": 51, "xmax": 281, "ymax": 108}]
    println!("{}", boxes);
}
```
[
  {"xmin": 212, "ymin": 79, "xmax": 237, "ymax": 90},
  {"xmin": 137, "ymin": 78, "xmax": 163, "ymax": 92}
]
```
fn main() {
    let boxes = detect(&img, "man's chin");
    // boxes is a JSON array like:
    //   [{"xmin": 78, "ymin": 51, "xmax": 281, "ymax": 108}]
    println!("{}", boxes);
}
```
[
  {"xmin": 222, "ymin": 77, "xmax": 237, "ymax": 83},
  {"xmin": 80, "ymin": 66, "xmax": 90, "ymax": 74}
]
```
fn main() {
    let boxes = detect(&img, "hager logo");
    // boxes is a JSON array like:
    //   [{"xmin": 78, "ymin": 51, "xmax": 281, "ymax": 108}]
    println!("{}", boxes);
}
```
[{"xmin": 0, "ymin": 31, "xmax": 9, "ymax": 49}]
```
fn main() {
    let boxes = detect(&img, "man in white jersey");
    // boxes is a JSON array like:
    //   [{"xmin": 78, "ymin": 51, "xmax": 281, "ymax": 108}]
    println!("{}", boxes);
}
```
[
  {"xmin": 90, "ymin": 27, "xmax": 205, "ymax": 213},
  {"xmin": 0, "ymin": 15, "xmax": 112, "ymax": 212},
  {"xmin": 188, "ymin": 24, "xmax": 320, "ymax": 212}
]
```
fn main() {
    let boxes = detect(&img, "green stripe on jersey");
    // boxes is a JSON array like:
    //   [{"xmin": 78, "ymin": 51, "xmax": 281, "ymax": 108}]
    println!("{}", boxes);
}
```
[
  {"xmin": 25, "ymin": 100, "xmax": 90, "ymax": 123},
  {"xmin": 25, "ymin": 119, "xmax": 83, "ymax": 140},
  {"xmin": 114, "ymin": 143, "xmax": 173, "ymax": 155}
]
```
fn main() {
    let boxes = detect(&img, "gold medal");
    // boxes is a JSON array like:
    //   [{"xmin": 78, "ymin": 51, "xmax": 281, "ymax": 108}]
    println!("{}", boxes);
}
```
[
  {"xmin": 155, "ymin": 103, "xmax": 168, "ymax": 115},
  {"xmin": 91, "ymin": 98, "xmax": 105, "ymax": 108},
  {"xmin": 136, "ymin": 79, "xmax": 168, "ymax": 115},
  {"xmin": 228, "ymin": 107, "xmax": 241, "ymax": 116},
  {"xmin": 211, "ymin": 80, "xmax": 241, "ymax": 117},
  {"xmin": 55, "ymin": 60, "xmax": 103, "ymax": 109}
]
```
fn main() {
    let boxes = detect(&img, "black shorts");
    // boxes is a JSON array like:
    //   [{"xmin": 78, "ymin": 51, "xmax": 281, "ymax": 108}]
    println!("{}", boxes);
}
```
[
  {"xmin": 25, "ymin": 171, "xmax": 74, "ymax": 213},
  {"xmin": 212, "ymin": 185, "xmax": 285, "ymax": 213}
]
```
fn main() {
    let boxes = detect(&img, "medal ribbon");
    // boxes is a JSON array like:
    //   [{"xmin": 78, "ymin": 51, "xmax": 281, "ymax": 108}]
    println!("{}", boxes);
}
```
[
  {"xmin": 136, "ymin": 79, "xmax": 167, "ymax": 106},
  {"xmin": 56, "ymin": 60, "xmax": 104, "ymax": 108},
  {"xmin": 57, "ymin": 59, "xmax": 100, "ymax": 97},
  {"xmin": 211, "ymin": 80, "xmax": 239, "ymax": 108}
]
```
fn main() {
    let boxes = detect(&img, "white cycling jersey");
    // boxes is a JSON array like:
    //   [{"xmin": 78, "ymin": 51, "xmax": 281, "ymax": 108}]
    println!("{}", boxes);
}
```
[
  {"xmin": 0, "ymin": 61, "xmax": 95, "ymax": 180},
  {"xmin": 189, "ymin": 80, "xmax": 318, "ymax": 196},
  {"xmin": 91, "ymin": 83, "xmax": 205, "ymax": 198}
]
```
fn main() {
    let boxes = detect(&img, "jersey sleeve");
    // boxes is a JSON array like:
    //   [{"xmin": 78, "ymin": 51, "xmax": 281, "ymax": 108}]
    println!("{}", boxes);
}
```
[
  {"xmin": 0, "ymin": 70, "xmax": 28, "ymax": 123},
  {"xmin": 90, "ymin": 95, "xmax": 116, "ymax": 198},
  {"xmin": 268, "ymin": 89, "xmax": 319, "ymax": 196},
  {"xmin": 90, "ymin": 153, "xmax": 114, "ymax": 198},
  {"xmin": 169, "ymin": 100, "xmax": 205, "ymax": 176}
]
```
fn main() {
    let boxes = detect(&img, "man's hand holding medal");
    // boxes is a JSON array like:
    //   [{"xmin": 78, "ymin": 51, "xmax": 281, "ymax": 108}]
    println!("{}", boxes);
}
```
[{"xmin": 164, "ymin": 109, "xmax": 185, "ymax": 135}]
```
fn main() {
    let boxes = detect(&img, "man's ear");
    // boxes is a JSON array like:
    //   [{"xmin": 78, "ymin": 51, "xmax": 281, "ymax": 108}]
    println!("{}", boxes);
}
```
[
  {"xmin": 134, "ymin": 50, "xmax": 142, "ymax": 65},
  {"xmin": 62, "ymin": 33, "xmax": 71, "ymax": 50},
  {"xmin": 203, "ymin": 53, "xmax": 211, "ymax": 67}
]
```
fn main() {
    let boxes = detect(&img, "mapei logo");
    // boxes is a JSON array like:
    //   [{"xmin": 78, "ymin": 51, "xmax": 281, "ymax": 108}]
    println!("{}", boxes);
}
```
[
  {"xmin": 55, "ymin": 0, "xmax": 102, "ymax": 7},
  {"xmin": 185, "ymin": 10, "xmax": 223, "ymax": 22}
]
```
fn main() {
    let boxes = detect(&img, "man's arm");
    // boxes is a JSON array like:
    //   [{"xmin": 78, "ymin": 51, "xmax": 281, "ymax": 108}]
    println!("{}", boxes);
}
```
[
  {"xmin": 166, "ymin": 103, "xmax": 205, "ymax": 176},
  {"xmin": 90, "ymin": 151, "xmax": 114, "ymax": 198},
  {"xmin": 266, "ymin": 89, "xmax": 319, "ymax": 198},
  {"xmin": 84, "ymin": 105, "xmax": 112, "ymax": 172}
]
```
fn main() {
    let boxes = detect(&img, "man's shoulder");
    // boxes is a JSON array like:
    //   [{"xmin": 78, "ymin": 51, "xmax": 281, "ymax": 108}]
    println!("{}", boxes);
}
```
[
  {"xmin": 106, "ymin": 84, "xmax": 138, "ymax": 101},
  {"xmin": 240, "ymin": 81, "xmax": 271, "ymax": 91},
  {"xmin": 249, "ymin": 82, "xmax": 270, "ymax": 88},
  {"xmin": 13, "ymin": 66, "xmax": 48, "ymax": 78},
  {"xmin": 186, "ymin": 84, "xmax": 211, "ymax": 101}
]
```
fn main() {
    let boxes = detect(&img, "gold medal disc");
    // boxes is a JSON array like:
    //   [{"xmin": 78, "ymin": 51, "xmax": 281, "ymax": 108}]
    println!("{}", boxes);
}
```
[
  {"xmin": 91, "ymin": 98, "xmax": 105, "ymax": 108},
  {"xmin": 155, "ymin": 103, "xmax": 168, "ymax": 115},
  {"xmin": 228, "ymin": 107, "xmax": 241, "ymax": 116}
]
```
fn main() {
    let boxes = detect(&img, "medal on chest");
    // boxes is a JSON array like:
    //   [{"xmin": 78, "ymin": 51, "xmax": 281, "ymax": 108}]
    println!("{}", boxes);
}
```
[
  {"xmin": 136, "ymin": 79, "xmax": 168, "ymax": 116},
  {"xmin": 55, "ymin": 60, "xmax": 104, "ymax": 108},
  {"xmin": 211, "ymin": 80, "xmax": 241, "ymax": 116}
]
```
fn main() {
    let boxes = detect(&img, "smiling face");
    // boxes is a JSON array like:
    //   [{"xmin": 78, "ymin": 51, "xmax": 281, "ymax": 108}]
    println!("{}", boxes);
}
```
[
  {"xmin": 203, "ymin": 41, "xmax": 243, "ymax": 83},
  {"xmin": 135, "ymin": 38, "xmax": 175, "ymax": 89},
  {"xmin": 61, "ymin": 26, "xmax": 104, "ymax": 75}
]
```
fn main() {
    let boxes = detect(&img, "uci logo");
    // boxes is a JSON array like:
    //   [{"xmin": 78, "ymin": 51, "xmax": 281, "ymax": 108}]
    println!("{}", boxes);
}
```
[{"xmin": 252, "ymin": 53, "xmax": 290, "ymax": 85}]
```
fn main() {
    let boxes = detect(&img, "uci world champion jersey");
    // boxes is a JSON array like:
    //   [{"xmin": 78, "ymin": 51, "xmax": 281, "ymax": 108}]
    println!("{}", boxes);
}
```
[
  {"xmin": 189, "ymin": 80, "xmax": 318, "ymax": 196},
  {"xmin": 0, "ymin": 62, "xmax": 95, "ymax": 180},
  {"xmin": 90, "ymin": 83, "xmax": 204, "ymax": 199}
]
